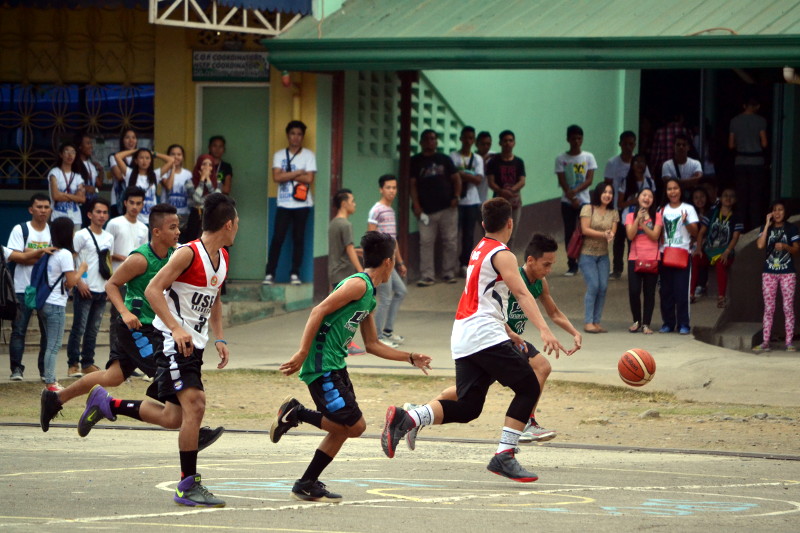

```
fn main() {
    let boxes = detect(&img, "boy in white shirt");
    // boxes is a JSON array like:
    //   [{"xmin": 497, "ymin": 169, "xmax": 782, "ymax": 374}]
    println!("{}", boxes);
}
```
[
  {"xmin": 661, "ymin": 134, "xmax": 703, "ymax": 195},
  {"xmin": 451, "ymin": 126, "xmax": 485, "ymax": 277},
  {"xmin": 66, "ymin": 198, "xmax": 114, "ymax": 378}
]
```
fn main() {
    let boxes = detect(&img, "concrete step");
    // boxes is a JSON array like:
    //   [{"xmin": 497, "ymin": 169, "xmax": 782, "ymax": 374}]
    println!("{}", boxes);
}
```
[
  {"xmin": 694, "ymin": 321, "xmax": 762, "ymax": 352},
  {"xmin": 220, "ymin": 281, "xmax": 314, "ymax": 326}
]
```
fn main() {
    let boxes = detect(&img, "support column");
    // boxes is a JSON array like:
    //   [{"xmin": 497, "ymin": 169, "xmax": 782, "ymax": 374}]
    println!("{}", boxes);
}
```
[{"xmin": 397, "ymin": 71, "xmax": 418, "ymax": 262}]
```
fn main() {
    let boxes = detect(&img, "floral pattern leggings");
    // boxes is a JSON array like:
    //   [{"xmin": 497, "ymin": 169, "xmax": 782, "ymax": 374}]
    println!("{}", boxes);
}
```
[{"xmin": 761, "ymin": 273, "xmax": 796, "ymax": 346}]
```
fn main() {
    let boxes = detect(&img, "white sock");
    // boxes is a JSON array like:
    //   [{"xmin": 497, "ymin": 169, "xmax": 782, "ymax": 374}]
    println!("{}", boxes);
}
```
[
  {"xmin": 407, "ymin": 405, "xmax": 434, "ymax": 427},
  {"xmin": 496, "ymin": 426, "xmax": 522, "ymax": 454}
]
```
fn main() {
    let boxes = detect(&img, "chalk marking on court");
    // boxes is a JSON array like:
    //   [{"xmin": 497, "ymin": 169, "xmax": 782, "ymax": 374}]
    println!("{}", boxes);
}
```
[{"xmin": 366, "ymin": 487, "xmax": 595, "ymax": 506}]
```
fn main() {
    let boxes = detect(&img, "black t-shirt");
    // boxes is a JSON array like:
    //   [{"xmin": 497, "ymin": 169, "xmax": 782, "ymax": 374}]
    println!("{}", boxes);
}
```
[
  {"xmin": 410, "ymin": 152, "xmax": 458, "ymax": 214},
  {"xmin": 487, "ymin": 156, "xmax": 526, "ymax": 191},
  {"xmin": 215, "ymin": 160, "xmax": 233, "ymax": 189}
]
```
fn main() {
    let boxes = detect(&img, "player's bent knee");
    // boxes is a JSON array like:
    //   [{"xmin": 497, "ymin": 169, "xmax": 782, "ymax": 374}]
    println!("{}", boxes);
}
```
[
  {"xmin": 347, "ymin": 419, "xmax": 366, "ymax": 438},
  {"xmin": 532, "ymin": 356, "xmax": 551, "ymax": 379}
]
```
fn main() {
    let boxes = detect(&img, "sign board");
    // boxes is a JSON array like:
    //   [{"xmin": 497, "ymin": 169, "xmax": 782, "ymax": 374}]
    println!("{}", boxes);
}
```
[{"xmin": 192, "ymin": 51, "xmax": 270, "ymax": 82}]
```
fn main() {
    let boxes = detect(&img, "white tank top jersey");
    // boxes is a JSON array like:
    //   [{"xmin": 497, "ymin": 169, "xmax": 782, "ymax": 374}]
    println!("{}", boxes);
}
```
[
  {"xmin": 153, "ymin": 239, "xmax": 228, "ymax": 349},
  {"xmin": 451, "ymin": 237, "xmax": 511, "ymax": 359}
]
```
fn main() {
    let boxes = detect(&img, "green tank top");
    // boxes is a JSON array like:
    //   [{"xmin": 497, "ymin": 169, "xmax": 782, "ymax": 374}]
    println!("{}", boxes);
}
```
[
  {"xmin": 507, "ymin": 266, "xmax": 543, "ymax": 335},
  {"xmin": 124, "ymin": 243, "xmax": 174, "ymax": 325},
  {"xmin": 299, "ymin": 272, "xmax": 377, "ymax": 385}
]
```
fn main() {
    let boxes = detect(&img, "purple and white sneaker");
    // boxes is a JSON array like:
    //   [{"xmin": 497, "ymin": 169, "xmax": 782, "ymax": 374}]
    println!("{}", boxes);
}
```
[
  {"xmin": 174, "ymin": 474, "xmax": 226, "ymax": 507},
  {"xmin": 77, "ymin": 385, "xmax": 117, "ymax": 437}
]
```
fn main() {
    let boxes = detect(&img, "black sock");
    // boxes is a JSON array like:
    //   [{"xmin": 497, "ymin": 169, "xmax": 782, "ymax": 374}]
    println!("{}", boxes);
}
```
[
  {"xmin": 300, "ymin": 449, "xmax": 333, "ymax": 482},
  {"xmin": 109, "ymin": 399, "xmax": 143, "ymax": 421},
  {"xmin": 296, "ymin": 406, "xmax": 323, "ymax": 429},
  {"xmin": 180, "ymin": 450, "xmax": 198, "ymax": 479}
]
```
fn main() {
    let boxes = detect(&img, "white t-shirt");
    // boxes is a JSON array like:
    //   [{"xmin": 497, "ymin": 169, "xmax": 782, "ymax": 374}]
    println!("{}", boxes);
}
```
[
  {"xmin": 661, "ymin": 158, "xmax": 703, "ymax": 182},
  {"xmin": 7, "ymin": 221, "xmax": 51, "ymax": 292},
  {"xmin": 1, "ymin": 246, "xmax": 12, "ymax": 262},
  {"xmin": 450, "ymin": 151, "xmax": 485, "ymax": 206},
  {"xmin": 273, "ymin": 148, "xmax": 317, "ymax": 209},
  {"xmin": 49, "ymin": 167, "xmax": 85, "ymax": 225},
  {"xmin": 45, "ymin": 248, "xmax": 74, "ymax": 307},
  {"xmin": 161, "ymin": 168, "xmax": 192, "ymax": 215},
  {"xmin": 604, "ymin": 155, "xmax": 652, "ymax": 209},
  {"xmin": 124, "ymin": 168, "xmax": 159, "ymax": 225},
  {"xmin": 660, "ymin": 202, "xmax": 699, "ymax": 252},
  {"xmin": 555, "ymin": 151, "xmax": 598, "ymax": 205},
  {"xmin": 73, "ymin": 227, "xmax": 114, "ymax": 292},
  {"xmin": 105, "ymin": 215, "xmax": 148, "ymax": 271}
]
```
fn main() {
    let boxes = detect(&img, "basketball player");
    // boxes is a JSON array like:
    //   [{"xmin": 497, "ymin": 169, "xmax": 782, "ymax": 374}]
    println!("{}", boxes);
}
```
[
  {"xmin": 268, "ymin": 231, "xmax": 432, "ymax": 503},
  {"xmin": 39, "ymin": 204, "xmax": 223, "ymax": 451},
  {"xmin": 143, "ymin": 193, "xmax": 237, "ymax": 507},
  {"xmin": 382, "ymin": 198, "xmax": 567, "ymax": 482}
]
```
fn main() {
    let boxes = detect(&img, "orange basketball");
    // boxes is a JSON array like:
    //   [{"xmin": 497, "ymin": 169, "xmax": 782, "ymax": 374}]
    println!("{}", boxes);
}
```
[{"xmin": 618, "ymin": 348, "xmax": 656, "ymax": 387}]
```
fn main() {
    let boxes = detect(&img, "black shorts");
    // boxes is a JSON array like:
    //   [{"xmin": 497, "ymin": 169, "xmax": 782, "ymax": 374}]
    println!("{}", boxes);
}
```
[
  {"xmin": 152, "ymin": 329, "xmax": 205, "ymax": 405},
  {"xmin": 455, "ymin": 340, "xmax": 537, "ymax": 401},
  {"xmin": 107, "ymin": 318, "xmax": 160, "ymax": 379},
  {"xmin": 512, "ymin": 341, "xmax": 540, "ymax": 359},
  {"xmin": 307, "ymin": 368, "xmax": 362, "ymax": 427}
]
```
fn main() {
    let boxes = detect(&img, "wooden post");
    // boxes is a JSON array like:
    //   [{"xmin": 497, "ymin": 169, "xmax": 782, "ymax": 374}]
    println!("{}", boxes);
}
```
[
  {"xmin": 397, "ymin": 70, "xmax": 418, "ymax": 262},
  {"xmin": 330, "ymin": 71, "xmax": 345, "ymax": 219}
]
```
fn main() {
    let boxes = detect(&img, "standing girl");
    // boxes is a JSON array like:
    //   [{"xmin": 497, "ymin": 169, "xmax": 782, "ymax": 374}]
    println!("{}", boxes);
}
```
[
  {"xmin": 49, "ymin": 143, "xmax": 86, "ymax": 226},
  {"xmin": 184, "ymin": 154, "xmax": 221, "ymax": 242},
  {"xmin": 114, "ymin": 148, "xmax": 174, "ymax": 226},
  {"xmin": 690, "ymin": 186, "xmax": 713, "ymax": 300},
  {"xmin": 625, "ymin": 187, "xmax": 662, "ymax": 334},
  {"xmin": 42, "ymin": 217, "xmax": 88, "ymax": 391},
  {"xmin": 659, "ymin": 178, "xmax": 699, "ymax": 334},
  {"xmin": 109, "ymin": 128, "xmax": 137, "ymax": 217},
  {"xmin": 160, "ymin": 144, "xmax": 193, "ymax": 235},
  {"xmin": 755, "ymin": 200, "xmax": 799, "ymax": 352},
  {"xmin": 578, "ymin": 182, "xmax": 618, "ymax": 333}
]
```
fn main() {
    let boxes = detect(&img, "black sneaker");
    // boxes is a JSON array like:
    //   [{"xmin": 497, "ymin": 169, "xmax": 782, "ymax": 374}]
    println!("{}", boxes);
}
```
[
  {"xmin": 381, "ymin": 405, "xmax": 413, "ymax": 458},
  {"xmin": 487, "ymin": 450, "xmax": 538, "ymax": 482},
  {"xmin": 269, "ymin": 395, "xmax": 300, "ymax": 443},
  {"xmin": 198, "ymin": 426, "xmax": 224, "ymax": 451},
  {"xmin": 291, "ymin": 479, "xmax": 342, "ymax": 503},
  {"xmin": 40, "ymin": 389, "xmax": 63, "ymax": 432},
  {"xmin": 174, "ymin": 474, "xmax": 226, "ymax": 507}
]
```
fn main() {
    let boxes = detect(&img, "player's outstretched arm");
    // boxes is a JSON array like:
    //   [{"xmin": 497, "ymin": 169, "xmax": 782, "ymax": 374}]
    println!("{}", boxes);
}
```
[
  {"xmin": 539, "ymin": 278, "xmax": 581, "ymax": 355},
  {"xmin": 361, "ymin": 314, "xmax": 432, "ymax": 374},
  {"xmin": 144, "ymin": 246, "xmax": 195, "ymax": 356}
]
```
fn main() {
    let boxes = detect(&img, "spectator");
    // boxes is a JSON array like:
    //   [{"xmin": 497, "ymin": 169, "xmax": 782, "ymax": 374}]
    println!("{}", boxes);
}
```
[
  {"xmin": 474, "ymin": 131, "xmax": 494, "ymax": 203},
  {"xmin": 160, "ymin": 144, "xmax": 193, "ymax": 236},
  {"xmin": 367, "ymin": 175, "xmax": 408, "ymax": 348},
  {"xmin": 730, "ymin": 96, "xmax": 769, "ymax": 231},
  {"xmin": 690, "ymin": 186, "xmax": 713, "ymax": 301},
  {"xmin": 7, "ymin": 194, "xmax": 54, "ymax": 381},
  {"xmin": 451, "ymin": 126, "xmax": 485, "ymax": 276},
  {"xmin": 49, "ymin": 142, "xmax": 86, "ymax": 226},
  {"xmin": 409, "ymin": 129, "xmax": 461, "ymax": 286},
  {"xmin": 109, "ymin": 128, "xmax": 137, "ymax": 217},
  {"xmin": 328, "ymin": 189, "xmax": 362, "ymax": 286},
  {"xmin": 114, "ymin": 148, "xmax": 174, "ymax": 226},
  {"xmin": 618, "ymin": 154, "xmax": 657, "ymax": 217},
  {"xmin": 650, "ymin": 112, "xmax": 690, "ymax": 182},
  {"xmin": 578, "ymin": 182, "xmax": 618, "ymax": 334},
  {"xmin": 625, "ymin": 187, "xmax": 662, "ymax": 335},
  {"xmin": 487, "ymin": 130, "xmax": 526, "ymax": 250},
  {"xmin": 41, "ymin": 217, "xmax": 88, "ymax": 391},
  {"xmin": 658, "ymin": 178, "xmax": 699, "ymax": 335},
  {"xmin": 75, "ymin": 132, "xmax": 104, "ymax": 228},
  {"xmin": 65, "ymin": 197, "xmax": 114, "ymax": 378},
  {"xmin": 105, "ymin": 186, "xmax": 148, "ymax": 352},
  {"xmin": 264, "ymin": 120, "xmax": 316, "ymax": 286},
  {"xmin": 661, "ymin": 134, "xmax": 703, "ymax": 197},
  {"xmin": 754, "ymin": 199, "xmax": 799, "ymax": 352},
  {"xmin": 184, "ymin": 154, "xmax": 222, "ymax": 243},
  {"xmin": 693, "ymin": 187, "xmax": 743, "ymax": 309},
  {"xmin": 208, "ymin": 135, "xmax": 234, "ymax": 196},
  {"xmin": 605, "ymin": 132, "xmax": 651, "ymax": 280},
  {"xmin": 556, "ymin": 124, "xmax": 597, "ymax": 276}
]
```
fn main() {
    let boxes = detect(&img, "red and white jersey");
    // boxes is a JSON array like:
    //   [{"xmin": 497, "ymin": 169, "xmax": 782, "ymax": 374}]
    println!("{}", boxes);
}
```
[
  {"xmin": 451, "ymin": 237, "xmax": 511, "ymax": 359},
  {"xmin": 154, "ymin": 240, "xmax": 228, "ymax": 349}
]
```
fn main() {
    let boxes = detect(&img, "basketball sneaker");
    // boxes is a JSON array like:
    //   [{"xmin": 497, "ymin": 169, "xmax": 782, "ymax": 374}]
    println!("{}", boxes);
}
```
[
  {"xmin": 174, "ymin": 474, "xmax": 226, "ymax": 507},
  {"xmin": 381, "ymin": 405, "xmax": 413, "ymax": 458},
  {"xmin": 40, "ymin": 389, "xmax": 62, "ymax": 432},
  {"xmin": 487, "ymin": 449, "xmax": 538, "ymax": 482},
  {"xmin": 198, "ymin": 426, "xmax": 225, "ymax": 451},
  {"xmin": 291, "ymin": 479, "xmax": 342, "ymax": 503},
  {"xmin": 270, "ymin": 396, "xmax": 300, "ymax": 443},
  {"xmin": 78, "ymin": 385, "xmax": 117, "ymax": 437},
  {"xmin": 347, "ymin": 342, "xmax": 366, "ymax": 356},
  {"xmin": 402, "ymin": 402, "xmax": 422, "ymax": 451},
  {"xmin": 518, "ymin": 419, "xmax": 557, "ymax": 443}
]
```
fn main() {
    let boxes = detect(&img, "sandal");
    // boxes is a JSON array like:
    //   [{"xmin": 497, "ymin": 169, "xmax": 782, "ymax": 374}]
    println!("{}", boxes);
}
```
[
  {"xmin": 717, "ymin": 297, "xmax": 727, "ymax": 309},
  {"xmin": 584, "ymin": 325, "xmax": 600, "ymax": 334},
  {"xmin": 628, "ymin": 321, "xmax": 641, "ymax": 333},
  {"xmin": 642, "ymin": 325, "xmax": 653, "ymax": 335}
]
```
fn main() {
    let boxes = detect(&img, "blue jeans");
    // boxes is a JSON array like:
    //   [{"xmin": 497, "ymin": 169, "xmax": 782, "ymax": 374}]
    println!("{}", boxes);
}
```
[
  {"xmin": 374, "ymin": 269, "xmax": 407, "ymax": 335},
  {"xmin": 40, "ymin": 303, "xmax": 66, "ymax": 384},
  {"xmin": 579, "ymin": 254, "xmax": 610, "ymax": 324},
  {"xmin": 9, "ymin": 294, "xmax": 47, "ymax": 375},
  {"xmin": 67, "ymin": 290, "xmax": 107, "ymax": 368}
]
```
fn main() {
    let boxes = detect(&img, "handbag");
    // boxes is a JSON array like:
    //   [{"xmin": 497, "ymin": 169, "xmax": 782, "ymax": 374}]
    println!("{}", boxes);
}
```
[
  {"xmin": 566, "ymin": 206, "xmax": 592, "ymax": 260},
  {"xmin": 662, "ymin": 246, "xmax": 689, "ymax": 269},
  {"xmin": 88, "ymin": 230, "xmax": 112, "ymax": 280},
  {"xmin": 634, "ymin": 258, "xmax": 659, "ymax": 274},
  {"xmin": 292, "ymin": 182, "xmax": 309, "ymax": 202}
]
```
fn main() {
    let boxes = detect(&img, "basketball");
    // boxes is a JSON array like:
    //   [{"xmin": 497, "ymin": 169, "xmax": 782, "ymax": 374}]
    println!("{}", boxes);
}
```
[{"xmin": 618, "ymin": 348, "xmax": 656, "ymax": 387}]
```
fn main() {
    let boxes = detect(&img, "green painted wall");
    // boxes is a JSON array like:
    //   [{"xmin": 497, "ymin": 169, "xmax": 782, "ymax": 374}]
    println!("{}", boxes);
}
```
[
  {"xmin": 424, "ymin": 69, "xmax": 641, "ymax": 204},
  {"xmin": 201, "ymin": 85, "xmax": 270, "ymax": 280}
]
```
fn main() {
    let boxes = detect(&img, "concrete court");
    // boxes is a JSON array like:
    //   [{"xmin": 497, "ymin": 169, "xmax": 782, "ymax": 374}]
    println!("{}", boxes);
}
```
[{"xmin": 1, "ymin": 426, "xmax": 798, "ymax": 532}]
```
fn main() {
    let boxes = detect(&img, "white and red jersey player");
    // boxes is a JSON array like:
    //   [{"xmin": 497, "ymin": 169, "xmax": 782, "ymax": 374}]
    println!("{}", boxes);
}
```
[
  {"xmin": 153, "ymin": 239, "xmax": 228, "ymax": 350},
  {"xmin": 451, "ymin": 237, "xmax": 513, "ymax": 358}
]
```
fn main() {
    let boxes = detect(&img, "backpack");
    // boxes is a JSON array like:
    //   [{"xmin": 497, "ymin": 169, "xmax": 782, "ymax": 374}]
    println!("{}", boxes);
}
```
[
  {"xmin": 24, "ymin": 253, "xmax": 64, "ymax": 310},
  {"xmin": 0, "ymin": 249, "xmax": 17, "ymax": 321}
]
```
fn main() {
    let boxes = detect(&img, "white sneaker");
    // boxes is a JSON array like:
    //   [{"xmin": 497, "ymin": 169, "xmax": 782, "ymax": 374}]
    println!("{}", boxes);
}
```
[
  {"xmin": 518, "ymin": 419, "xmax": 557, "ymax": 443},
  {"xmin": 290, "ymin": 274, "xmax": 301, "ymax": 285},
  {"xmin": 382, "ymin": 332, "xmax": 405, "ymax": 344},
  {"xmin": 262, "ymin": 274, "xmax": 274, "ymax": 285},
  {"xmin": 379, "ymin": 338, "xmax": 399, "ymax": 348}
]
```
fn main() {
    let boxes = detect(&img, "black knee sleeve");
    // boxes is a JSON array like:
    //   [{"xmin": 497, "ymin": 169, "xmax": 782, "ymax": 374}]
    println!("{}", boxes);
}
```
[
  {"xmin": 439, "ymin": 395, "xmax": 486, "ymax": 424},
  {"xmin": 505, "ymin": 375, "xmax": 541, "ymax": 423}
]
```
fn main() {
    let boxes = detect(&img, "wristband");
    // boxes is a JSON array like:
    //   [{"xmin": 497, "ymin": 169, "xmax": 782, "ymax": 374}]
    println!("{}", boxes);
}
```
[
  {"xmin": 215, "ymin": 339, "xmax": 227, "ymax": 345},
  {"xmin": 408, "ymin": 352, "xmax": 414, "ymax": 365}
]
